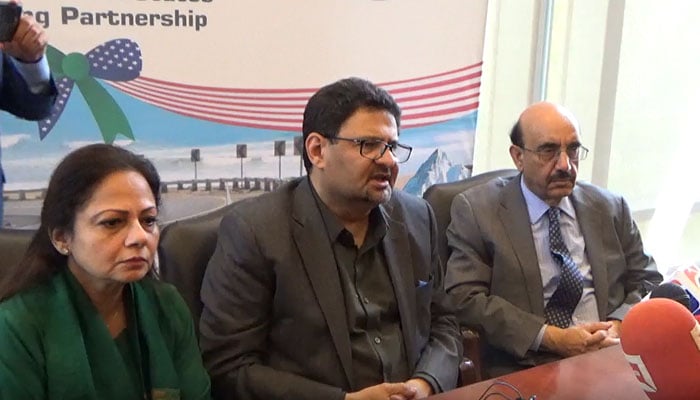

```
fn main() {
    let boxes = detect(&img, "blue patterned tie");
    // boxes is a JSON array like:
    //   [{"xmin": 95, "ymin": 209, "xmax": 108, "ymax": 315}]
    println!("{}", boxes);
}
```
[{"xmin": 544, "ymin": 207, "xmax": 584, "ymax": 328}]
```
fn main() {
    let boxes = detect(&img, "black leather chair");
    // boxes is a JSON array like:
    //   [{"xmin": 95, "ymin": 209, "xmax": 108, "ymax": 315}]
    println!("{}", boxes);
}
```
[
  {"xmin": 156, "ymin": 169, "xmax": 519, "ymax": 387},
  {"xmin": 157, "ymin": 204, "xmax": 235, "ymax": 336},
  {"xmin": 423, "ymin": 168, "xmax": 519, "ymax": 385},
  {"xmin": 0, "ymin": 228, "xmax": 35, "ymax": 281}
]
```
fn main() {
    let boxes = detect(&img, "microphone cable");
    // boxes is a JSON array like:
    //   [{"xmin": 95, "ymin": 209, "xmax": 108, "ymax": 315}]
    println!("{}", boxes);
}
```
[{"xmin": 477, "ymin": 379, "xmax": 535, "ymax": 400}]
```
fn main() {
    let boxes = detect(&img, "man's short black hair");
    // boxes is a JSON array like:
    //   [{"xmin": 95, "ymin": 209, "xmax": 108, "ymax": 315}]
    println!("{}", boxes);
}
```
[{"xmin": 301, "ymin": 77, "xmax": 401, "ymax": 173}]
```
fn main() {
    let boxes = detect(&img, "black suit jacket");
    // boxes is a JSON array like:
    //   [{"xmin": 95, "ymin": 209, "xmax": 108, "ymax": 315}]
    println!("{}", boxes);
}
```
[{"xmin": 200, "ymin": 177, "xmax": 461, "ymax": 400}]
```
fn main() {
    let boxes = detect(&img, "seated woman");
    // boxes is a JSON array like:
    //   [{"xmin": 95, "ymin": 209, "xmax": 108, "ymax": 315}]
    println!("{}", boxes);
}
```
[{"xmin": 0, "ymin": 144, "xmax": 211, "ymax": 400}]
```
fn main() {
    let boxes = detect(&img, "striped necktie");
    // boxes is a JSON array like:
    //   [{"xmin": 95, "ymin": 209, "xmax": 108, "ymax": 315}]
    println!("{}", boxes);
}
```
[{"xmin": 544, "ymin": 207, "xmax": 584, "ymax": 329}]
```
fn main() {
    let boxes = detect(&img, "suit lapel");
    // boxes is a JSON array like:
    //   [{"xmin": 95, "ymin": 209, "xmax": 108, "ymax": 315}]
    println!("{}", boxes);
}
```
[
  {"xmin": 290, "ymin": 180, "xmax": 354, "ymax": 388},
  {"xmin": 571, "ymin": 187, "xmax": 609, "ymax": 319},
  {"xmin": 498, "ymin": 177, "xmax": 546, "ymax": 315},
  {"xmin": 380, "ymin": 203, "xmax": 418, "ymax": 370}
]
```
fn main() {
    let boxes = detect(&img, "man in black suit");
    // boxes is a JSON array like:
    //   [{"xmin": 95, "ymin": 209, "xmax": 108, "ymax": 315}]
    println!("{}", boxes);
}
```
[{"xmin": 200, "ymin": 77, "xmax": 461, "ymax": 400}]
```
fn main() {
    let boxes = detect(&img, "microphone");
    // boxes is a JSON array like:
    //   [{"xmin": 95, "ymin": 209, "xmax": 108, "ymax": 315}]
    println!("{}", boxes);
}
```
[
  {"xmin": 649, "ymin": 282, "xmax": 692, "ymax": 312},
  {"xmin": 669, "ymin": 264, "xmax": 700, "ymax": 314},
  {"xmin": 620, "ymin": 298, "xmax": 700, "ymax": 400}
]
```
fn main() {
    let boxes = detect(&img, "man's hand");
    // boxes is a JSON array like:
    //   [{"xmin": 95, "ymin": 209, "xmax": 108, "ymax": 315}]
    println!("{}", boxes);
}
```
[
  {"xmin": 344, "ymin": 382, "xmax": 417, "ymax": 400},
  {"xmin": 0, "ymin": 13, "xmax": 48, "ymax": 63},
  {"xmin": 541, "ymin": 321, "xmax": 613, "ymax": 357},
  {"xmin": 405, "ymin": 378, "xmax": 433, "ymax": 399},
  {"xmin": 599, "ymin": 319, "xmax": 622, "ymax": 348}
]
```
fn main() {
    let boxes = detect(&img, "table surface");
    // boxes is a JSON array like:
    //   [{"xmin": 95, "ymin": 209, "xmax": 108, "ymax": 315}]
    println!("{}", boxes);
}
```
[{"xmin": 428, "ymin": 345, "xmax": 649, "ymax": 400}]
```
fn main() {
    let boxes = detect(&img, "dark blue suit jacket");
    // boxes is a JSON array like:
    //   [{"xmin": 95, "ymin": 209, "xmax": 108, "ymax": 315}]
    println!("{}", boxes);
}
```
[{"xmin": 0, "ymin": 51, "xmax": 57, "ymax": 183}]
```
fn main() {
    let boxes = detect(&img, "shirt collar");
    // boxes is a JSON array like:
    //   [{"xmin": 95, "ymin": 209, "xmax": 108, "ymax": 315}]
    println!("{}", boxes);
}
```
[{"xmin": 520, "ymin": 176, "xmax": 576, "ymax": 224}]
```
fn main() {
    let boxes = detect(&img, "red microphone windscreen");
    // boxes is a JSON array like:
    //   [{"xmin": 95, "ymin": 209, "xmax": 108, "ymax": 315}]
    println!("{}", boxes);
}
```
[{"xmin": 621, "ymin": 298, "xmax": 700, "ymax": 400}]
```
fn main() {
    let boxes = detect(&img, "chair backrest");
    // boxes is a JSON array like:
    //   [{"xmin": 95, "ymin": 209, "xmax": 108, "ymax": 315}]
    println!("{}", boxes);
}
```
[
  {"xmin": 423, "ymin": 169, "xmax": 518, "ymax": 266},
  {"xmin": 0, "ymin": 228, "xmax": 35, "ymax": 281},
  {"xmin": 157, "ymin": 204, "xmax": 235, "ymax": 334}
]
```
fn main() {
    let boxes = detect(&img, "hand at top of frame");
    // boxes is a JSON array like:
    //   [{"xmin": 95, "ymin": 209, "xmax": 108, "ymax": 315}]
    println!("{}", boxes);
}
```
[{"xmin": 1, "ymin": 13, "xmax": 48, "ymax": 63}]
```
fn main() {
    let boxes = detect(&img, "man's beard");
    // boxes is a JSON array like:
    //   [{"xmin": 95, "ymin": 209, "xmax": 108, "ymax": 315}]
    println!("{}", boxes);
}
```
[{"xmin": 363, "ymin": 185, "xmax": 393, "ymax": 205}]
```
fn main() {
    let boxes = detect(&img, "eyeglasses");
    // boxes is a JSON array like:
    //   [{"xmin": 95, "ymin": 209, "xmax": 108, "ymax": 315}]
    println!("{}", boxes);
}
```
[
  {"xmin": 325, "ymin": 135, "xmax": 413, "ymax": 163},
  {"xmin": 520, "ymin": 144, "xmax": 589, "ymax": 163}
]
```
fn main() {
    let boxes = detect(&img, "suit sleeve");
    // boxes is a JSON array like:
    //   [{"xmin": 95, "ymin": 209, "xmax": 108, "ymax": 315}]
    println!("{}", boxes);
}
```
[
  {"xmin": 445, "ymin": 192, "xmax": 544, "ymax": 358},
  {"xmin": 0, "ymin": 53, "xmax": 56, "ymax": 121},
  {"xmin": 607, "ymin": 196, "xmax": 662, "ymax": 320},
  {"xmin": 412, "ymin": 202, "xmax": 462, "ymax": 393},
  {"xmin": 0, "ymin": 301, "xmax": 46, "ymax": 400},
  {"xmin": 199, "ymin": 211, "xmax": 346, "ymax": 400}
]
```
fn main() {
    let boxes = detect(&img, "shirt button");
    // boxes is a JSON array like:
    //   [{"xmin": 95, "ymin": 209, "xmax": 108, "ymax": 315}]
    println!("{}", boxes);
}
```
[{"xmin": 374, "ymin": 337, "xmax": 382, "ymax": 344}]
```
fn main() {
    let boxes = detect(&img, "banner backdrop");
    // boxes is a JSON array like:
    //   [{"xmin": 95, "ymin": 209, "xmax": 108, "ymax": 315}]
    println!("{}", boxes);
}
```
[{"xmin": 1, "ymin": 0, "xmax": 488, "ymax": 201}]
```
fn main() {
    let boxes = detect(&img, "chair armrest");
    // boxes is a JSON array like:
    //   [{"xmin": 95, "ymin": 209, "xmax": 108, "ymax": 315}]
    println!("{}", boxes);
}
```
[
  {"xmin": 458, "ymin": 357, "xmax": 477, "ymax": 387},
  {"xmin": 457, "ymin": 327, "xmax": 482, "ymax": 386}
]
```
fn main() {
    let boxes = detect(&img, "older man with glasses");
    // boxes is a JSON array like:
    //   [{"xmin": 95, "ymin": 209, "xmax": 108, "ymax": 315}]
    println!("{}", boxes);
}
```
[
  {"xmin": 200, "ymin": 77, "xmax": 462, "ymax": 400},
  {"xmin": 444, "ymin": 101, "xmax": 662, "ymax": 378}
]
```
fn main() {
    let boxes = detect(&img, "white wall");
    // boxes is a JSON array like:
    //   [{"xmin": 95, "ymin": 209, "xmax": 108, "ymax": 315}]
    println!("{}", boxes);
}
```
[{"xmin": 473, "ymin": 0, "xmax": 539, "ymax": 174}]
